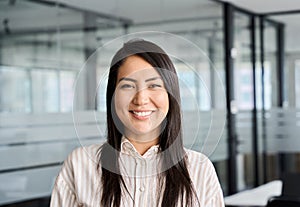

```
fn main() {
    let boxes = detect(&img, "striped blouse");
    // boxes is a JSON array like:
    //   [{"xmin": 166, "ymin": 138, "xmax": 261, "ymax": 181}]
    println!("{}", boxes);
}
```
[{"xmin": 50, "ymin": 139, "xmax": 224, "ymax": 206}]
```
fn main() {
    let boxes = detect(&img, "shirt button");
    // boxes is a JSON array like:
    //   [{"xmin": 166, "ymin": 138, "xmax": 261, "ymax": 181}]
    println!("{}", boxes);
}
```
[{"xmin": 139, "ymin": 186, "xmax": 145, "ymax": 192}]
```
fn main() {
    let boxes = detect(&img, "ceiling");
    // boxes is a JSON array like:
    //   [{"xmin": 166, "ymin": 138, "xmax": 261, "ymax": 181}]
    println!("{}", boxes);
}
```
[
  {"xmin": 1, "ymin": 0, "xmax": 300, "ymax": 52},
  {"xmin": 46, "ymin": 0, "xmax": 300, "ymax": 20},
  {"xmin": 1, "ymin": 0, "xmax": 300, "ymax": 31},
  {"xmin": 221, "ymin": 0, "xmax": 300, "ymax": 14},
  {"xmin": 42, "ymin": 0, "xmax": 300, "ymax": 54}
]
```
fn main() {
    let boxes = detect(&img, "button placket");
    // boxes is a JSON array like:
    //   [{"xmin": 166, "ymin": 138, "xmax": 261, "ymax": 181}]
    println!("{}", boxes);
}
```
[
  {"xmin": 133, "ymin": 157, "xmax": 139, "ymax": 206},
  {"xmin": 139, "ymin": 158, "xmax": 146, "ymax": 206},
  {"xmin": 139, "ymin": 186, "xmax": 145, "ymax": 192},
  {"xmin": 139, "ymin": 159, "xmax": 146, "ymax": 192}
]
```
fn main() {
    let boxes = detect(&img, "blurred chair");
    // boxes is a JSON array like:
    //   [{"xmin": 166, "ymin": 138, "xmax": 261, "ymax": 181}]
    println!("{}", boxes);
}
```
[
  {"xmin": 266, "ymin": 196, "xmax": 300, "ymax": 207},
  {"xmin": 266, "ymin": 173, "xmax": 300, "ymax": 207},
  {"xmin": 281, "ymin": 173, "xmax": 300, "ymax": 197}
]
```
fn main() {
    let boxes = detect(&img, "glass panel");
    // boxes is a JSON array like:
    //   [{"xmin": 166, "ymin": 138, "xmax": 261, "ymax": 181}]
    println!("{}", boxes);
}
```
[
  {"xmin": 60, "ymin": 71, "xmax": 77, "ymax": 112},
  {"xmin": 269, "ymin": 14, "xmax": 300, "ymax": 108},
  {"xmin": 0, "ymin": 0, "xmax": 84, "ymax": 114},
  {"xmin": 0, "ymin": 66, "xmax": 31, "ymax": 113},
  {"xmin": 264, "ymin": 13, "xmax": 300, "ymax": 180},
  {"xmin": 296, "ymin": 61, "xmax": 300, "ymax": 108},
  {"xmin": 177, "ymin": 61, "xmax": 210, "ymax": 111},
  {"xmin": 255, "ymin": 17, "xmax": 267, "ymax": 185},
  {"xmin": 233, "ymin": 11, "xmax": 255, "ymax": 190},
  {"xmin": 264, "ymin": 21, "xmax": 278, "ymax": 109},
  {"xmin": 31, "ymin": 69, "xmax": 59, "ymax": 113},
  {"xmin": 261, "ymin": 20, "xmax": 280, "ymax": 181},
  {"xmin": 0, "ymin": 0, "xmax": 229, "ymax": 203}
]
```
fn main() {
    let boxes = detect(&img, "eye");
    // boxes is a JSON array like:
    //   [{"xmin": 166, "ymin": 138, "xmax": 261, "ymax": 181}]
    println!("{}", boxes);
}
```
[
  {"xmin": 120, "ymin": 84, "xmax": 135, "ymax": 89},
  {"xmin": 149, "ymin": 84, "xmax": 162, "ymax": 89}
]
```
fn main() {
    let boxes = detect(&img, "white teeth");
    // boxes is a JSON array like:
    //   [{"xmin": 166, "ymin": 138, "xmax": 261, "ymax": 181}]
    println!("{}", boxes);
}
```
[{"xmin": 133, "ymin": 111, "xmax": 152, "ymax": 117}]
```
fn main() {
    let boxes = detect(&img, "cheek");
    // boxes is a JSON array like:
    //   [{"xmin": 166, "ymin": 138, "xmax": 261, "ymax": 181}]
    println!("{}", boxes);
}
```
[
  {"xmin": 155, "ymin": 92, "xmax": 169, "ymax": 114},
  {"xmin": 114, "ymin": 91, "xmax": 132, "ymax": 112}
]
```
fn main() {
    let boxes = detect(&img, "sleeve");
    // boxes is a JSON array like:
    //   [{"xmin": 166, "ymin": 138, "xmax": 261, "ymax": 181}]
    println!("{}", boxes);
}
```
[
  {"xmin": 50, "ymin": 175, "xmax": 82, "ymax": 207},
  {"xmin": 205, "ymin": 184, "xmax": 225, "ymax": 207},
  {"xmin": 204, "ymin": 161, "xmax": 225, "ymax": 207},
  {"xmin": 50, "ymin": 149, "xmax": 84, "ymax": 207}
]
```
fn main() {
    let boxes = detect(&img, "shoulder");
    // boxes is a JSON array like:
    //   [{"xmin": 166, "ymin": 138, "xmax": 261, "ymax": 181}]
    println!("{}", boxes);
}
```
[
  {"xmin": 184, "ymin": 148, "xmax": 217, "ymax": 179},
  {"xmin": 68, "ymin": 144, "xmax": 102, "ymax": 159},
  {"xmin": 66, "ymin": 143, "xmax": 103, "ymax": 169},
  {"xmin": 56, "ymin": 144, "xmax": 103, "ymax": 188},
  {"xmin": 185, "ymin": 149, "xmax": 224, "ymax": 204},
  {"xmin": 185, "ymin": 148, "xmax": 213, "ymax": 167},
  {"xmin": 53, "ymin": 144, "xmax": 105, "ymax": 205},
  {"xmin": 59, "ymin": 143, "xmax": 103, "ymax": 178}
]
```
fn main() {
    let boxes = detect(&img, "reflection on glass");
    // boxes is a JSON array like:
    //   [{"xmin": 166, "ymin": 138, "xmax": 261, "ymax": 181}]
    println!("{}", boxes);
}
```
[
  {"xmin": 0, "ymin": 66, "xmax": 31, "ymax": 113},
  {"xmin": 295, "ymin": 60, "xmax": 300, "ymax": 108},
  {"xmin": 177, "ymin": 62, "xmax": 211, "ymax": 111},
  {"xmin": 32, "ymin": 69, "xmax": 59, "ymax": 113},
  {"xmin": 233, "ymin": 11, "xmax": 255, "ymax": 190},
  {"xmin": 264, "ymin": 22, "xmax": 278, "ymax": 108},
  {"xmin": 60, "ymin": 71, "xmax": 76, "ymax": 112}
]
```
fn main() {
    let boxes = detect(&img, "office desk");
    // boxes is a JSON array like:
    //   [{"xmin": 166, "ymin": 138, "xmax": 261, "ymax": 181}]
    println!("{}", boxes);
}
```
[{"xmin": 225, "ymin": 180, "xmax": 282, "ymax": 206}]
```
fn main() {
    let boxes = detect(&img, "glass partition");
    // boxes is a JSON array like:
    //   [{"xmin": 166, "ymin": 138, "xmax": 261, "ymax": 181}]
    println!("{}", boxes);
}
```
[
  {"xmin": 232, "ymin": 11, "xmax": 256, "ymax": 191},
  {"xmin": 0, "ymin": 0, "xmax": 229, "ymax": 204},
  {"xmin": 0, "ymin": 66, "xmax": 30, "ymax": 113},
  {"xmin": 4, "ymin": 0, "xmax": 300, "ymax": 203},
  {"xmin": 263, "ymin": 13, "xmax": 300, "ymax": 181},
  {"xmin": 296, "ymin": 61, "xmax": 300, "ymax": 107}
]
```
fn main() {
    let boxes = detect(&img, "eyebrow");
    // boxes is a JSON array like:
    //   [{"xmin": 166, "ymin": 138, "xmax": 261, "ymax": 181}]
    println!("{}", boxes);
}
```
[
  {"xmin": 145, "ymin": 77, "xmax": 162, "ymax": 82},
  {"xmin": 118, "ymin": 76, "xmax": 162, "ymax": 83},
  {"xmin": 118, "ymin": 77, "xmax": 137, "ymax": 83}
]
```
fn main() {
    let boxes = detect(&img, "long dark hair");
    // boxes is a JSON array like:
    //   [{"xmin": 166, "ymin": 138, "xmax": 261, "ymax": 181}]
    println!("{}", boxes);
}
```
[{"xmin": 99, "ymin": 39, "xmax": 196, "ymax": 207}]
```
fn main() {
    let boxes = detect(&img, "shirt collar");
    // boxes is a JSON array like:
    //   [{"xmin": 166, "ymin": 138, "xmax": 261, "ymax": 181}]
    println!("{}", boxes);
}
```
[{"xmin": 120, "ymin": 136, "xmax": 159, "ymax": 158}]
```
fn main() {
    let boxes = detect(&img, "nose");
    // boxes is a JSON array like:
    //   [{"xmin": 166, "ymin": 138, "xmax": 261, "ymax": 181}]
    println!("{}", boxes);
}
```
[{"xmin": 132, "ymin": 89, "xmax": 149, "ymax": 105}]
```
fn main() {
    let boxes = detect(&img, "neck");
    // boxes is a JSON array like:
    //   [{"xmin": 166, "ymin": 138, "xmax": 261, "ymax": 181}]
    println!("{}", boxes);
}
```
[{"xmin": 126, "ymin": 137, "xmax": 159, "ymax": 155}]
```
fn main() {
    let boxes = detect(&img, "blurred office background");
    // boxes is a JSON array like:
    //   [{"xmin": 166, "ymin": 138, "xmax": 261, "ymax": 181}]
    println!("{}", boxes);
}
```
[{"xmin": 1, "ymin": 0, "xmax": 300, "ymax": 206}]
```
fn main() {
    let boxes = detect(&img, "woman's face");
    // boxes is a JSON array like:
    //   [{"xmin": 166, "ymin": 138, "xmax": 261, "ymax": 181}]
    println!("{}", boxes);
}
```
[{"xmin": 114, "ymin": 55, "xmax": 169, "ymax": 142}]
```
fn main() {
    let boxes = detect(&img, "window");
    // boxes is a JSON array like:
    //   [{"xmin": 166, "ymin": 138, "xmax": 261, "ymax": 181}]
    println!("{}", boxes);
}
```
[{"xmin": 0, "ymin": 66, "xmax": 31, "ymax": 113}]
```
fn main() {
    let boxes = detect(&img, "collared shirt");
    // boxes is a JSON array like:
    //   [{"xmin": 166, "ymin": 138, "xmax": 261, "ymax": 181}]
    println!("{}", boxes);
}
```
[{"xmin": 50, "ymin": 138, "xmax": 225, "ymax": 207}]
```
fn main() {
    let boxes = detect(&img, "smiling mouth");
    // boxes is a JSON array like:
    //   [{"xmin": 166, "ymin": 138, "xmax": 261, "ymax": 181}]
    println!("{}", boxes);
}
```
[{"xmin": 130, "ymin": 110, "xmax": 153, "ymax": 117}]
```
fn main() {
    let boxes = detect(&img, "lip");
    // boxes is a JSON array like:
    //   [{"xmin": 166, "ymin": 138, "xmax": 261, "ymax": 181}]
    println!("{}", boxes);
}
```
[{"xmin": 129, "ymin": 110, "xmax": 154, "ymax": 120}]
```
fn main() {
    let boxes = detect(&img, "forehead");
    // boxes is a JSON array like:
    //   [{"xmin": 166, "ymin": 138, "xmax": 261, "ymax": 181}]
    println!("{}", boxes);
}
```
[{"xmin": 117, "ymin": 55, "xmax": 160, "ymax": 80}]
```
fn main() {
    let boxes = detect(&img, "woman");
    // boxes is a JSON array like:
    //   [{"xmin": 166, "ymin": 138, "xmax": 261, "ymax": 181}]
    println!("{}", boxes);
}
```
[{"xmin": 50, "ymin": 39, "xmax": 224, "ymax": 207}]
